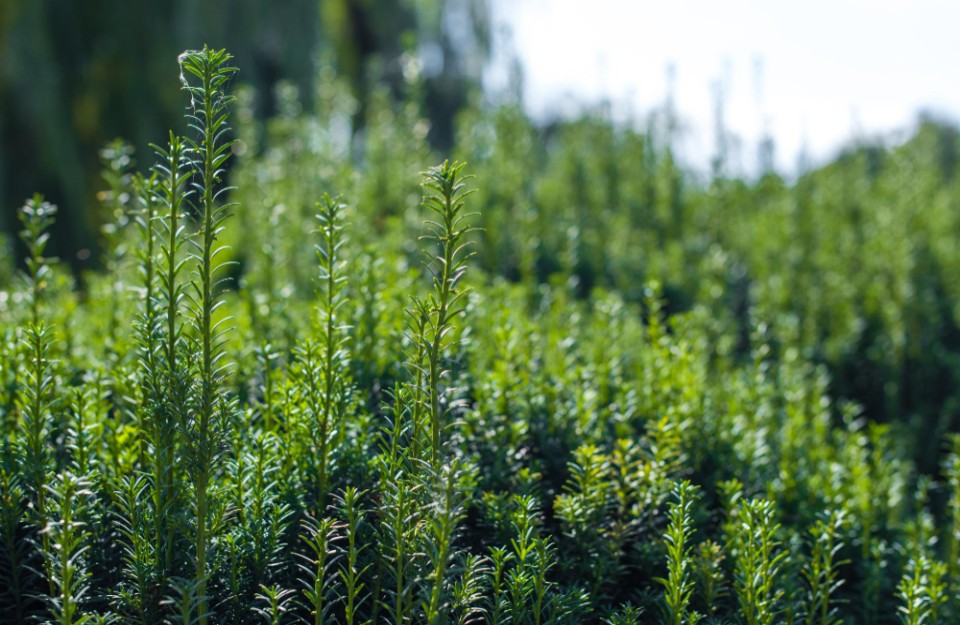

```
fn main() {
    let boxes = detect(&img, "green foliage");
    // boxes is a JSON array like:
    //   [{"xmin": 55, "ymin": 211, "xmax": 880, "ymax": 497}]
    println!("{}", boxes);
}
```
[
  {"xmin": 299, "ymin": 516, "xmax": 340, "ymax": 625},
  {"xmin": 896, "ymin": 555, "xmax": 948, "ymax": 625},
  {"xmin": 418, "ymin": 160, "xmax": 476, "ymax": 469},
  {"xmin": 42, "ymin": 472, "xmax": 105, "ymax": 625},
  {"xmin": 19, "ymin": 195, "xmax": 57, "ymax": 325},
  {"xmin": 732, "ymin": 497, "xmax": 787, "ymax": 625},
  {"xmin": 4, "ymin": 46, "xmax": 960, "ymax": 625},
  {"xmin": 656, "ymin": 480, "xmax": 699, "ymax": 625},
  {"xmin": 179, "ymin": 46, "xmax": 239, "ymax": 624},
  {"xmin": 800, "ymin": 510, "xmax": 848, "ymax": 625}
]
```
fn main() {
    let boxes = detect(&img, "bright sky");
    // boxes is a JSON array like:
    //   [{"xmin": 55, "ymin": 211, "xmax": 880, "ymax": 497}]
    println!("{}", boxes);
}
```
[{"xmin": 487, "ymin": 0, "xmax": 960, "ymax": 174}]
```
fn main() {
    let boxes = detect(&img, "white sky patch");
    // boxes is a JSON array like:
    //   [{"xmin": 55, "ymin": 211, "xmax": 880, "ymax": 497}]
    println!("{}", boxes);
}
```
[{"xmin": 486, "ymin": 0, "xmax": 960, "ymax": 174}]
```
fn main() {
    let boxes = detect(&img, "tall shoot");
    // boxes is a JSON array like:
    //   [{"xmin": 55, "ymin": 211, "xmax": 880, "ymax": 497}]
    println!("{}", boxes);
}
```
[
  {"xmin": 418, "ymin": 161, "xmax": 475, "ymax": 468},
  {"xmin": 178, "ymin": 46, "xmax": 238, "ymax": 623},
  {"xmin": 16, "ymin": 197, "xmax": 57, "ymax": 597},
  {"xmin": 314, "ymin": 193, "xmax": 350, "ymax": 510},
  {"xmin": 148, "ymin": 133, "xmax": 191, "ymax": 588},
  {"xmin": 20, "ymin": 195, "xmax": 56, "ymax": 326},
  {"xmin": 657, "ymin": 481, "xmax": 699, "ymax": 625}
]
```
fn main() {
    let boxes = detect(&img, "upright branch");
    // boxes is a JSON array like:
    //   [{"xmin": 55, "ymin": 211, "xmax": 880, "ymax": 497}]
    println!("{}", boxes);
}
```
[
  {"xmin": 403, "ymin": 298, "xmax": 431, "ymax": 461},
  {"xmin": 418, "ymin": 161, "xmax": 476, "ymax": 468},
  {"xmin": 336, "ymin": 487, "xmax": 370, "ymax": 625},
  {"xmin": 422, "ymin": 461, "xmax": 476, "ymax": 625},
  {"xmin": 153, "ymin": 133, "xmax": 191, "ymax": 395},
  {"xmin": 657, "ymin": 480, "xmax": 699, "ymax": 625},
  {"xmin": 43, "ymin": 473, "xmax": 95, "ymax": 625},
  {"xmin": 16, "ymin": 198, "xmax": 58, "ymax": 598},
  {"xmin": 733, "ymin": 497, "xmax": 787, "ymax": 625},
  {"xmin": 314, "ymin": 193, "xmax": 350, "ymax": 511},
  {"xmin": 132, "ymin": 172, "xmax": 161, "ymax": 477},
  {"xmin": 178, "ymin": 45, "xmax": 238, "ymax": 623},
  {"xmin": 180, "ymin": 46, "xmax": 237, "ymax": 417},
  {"xmin": 19, "ymin": 195, "xmax": 57, "ymax": 326},
  {"xmin": 149, "ymin": 134, "xmax": 192, "ymax": 583},
  {"xmin": 802, "ymin": 510, "xmax": 848, "ymax": 625},
  {"xmin": 133, "ymin": 172, "xmax": 160, "ymax": 380},
  {"xmin": 299, "ymin": 516, "xmax": 340, "ymax": 625}
]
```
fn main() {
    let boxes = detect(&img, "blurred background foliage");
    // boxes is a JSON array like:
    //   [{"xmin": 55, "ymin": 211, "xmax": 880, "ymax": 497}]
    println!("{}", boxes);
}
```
[{"xmin": 0, "ymin": 0, "xmax": 489, "ymax": 267}]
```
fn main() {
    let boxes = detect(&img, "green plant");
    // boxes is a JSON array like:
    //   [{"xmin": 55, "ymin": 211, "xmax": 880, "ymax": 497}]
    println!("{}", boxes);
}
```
[
  {"xmin": 692, "ymin": 540, "xmax": 726, "ymax": 619},
  {"xmin": 0, "ymin": 468, "xmax": 30, "ymax": 622},
  {"xmin": 299, "ymin": 515, "xmax": 340, "ymax": 625},
  {"xmin": 801, "ymin": 511, "xmax": 848, "ymax": 625},
  {"xmin": 896, "ymin": 555, "xmax": 948, "ymax": 625},
  {"xmin": 42, "ymin": 472, "xmax": 101, "ymax": 625},
  {"xmin": 335, "ymin": 487, "xmax": 370, "ymax": 625},
  {"xmin": 97, "ymin": 140, "xmax": 135, "ymax": 361},
  {"xmin": 253, "ymin": 584, "xmax": 296, "ymax": 625},
  {"xmin": 732, "ymin": 497, "xmax": 787, "ymax": 625},
  {"xmin": 113, "ymin": 474, "xmax": 157, "ymax": 624},
  {"xmin": 19, "ymin": 195, "xmax": 57, "ymax": 325},
  {"xmin": 15, "ymin": 198, "xmax": 58, "ymax": 599},
  {"xmin": 147, "ymin": 132, "xmax": 192, "ymax": 593},
  {"xmin": 178, "ymin": 46, "xmax": 239, "ymax": 624},
  {"xmin": 5, "ymin": 44, "xmax": 960, "ymax": 625},
  {"xmin": 943, "ymin": 434, "xmax": 960, "ymax": 608},
  {"xmin": 421, "ymin": 462, "xmax": 475, "ymax": 625},
  {"xmin": 417, "ymin": 161, "xmax": 476, "ymax": 469},
  {"xmin": 375, "ymin": 453, "xmax": 421, "ymax": 625},
  {"xmin": 554, "ymin": 444, "xmax": 617, "ymax": 599},
  {"xmin": 295, "ymin": 193, "xmax": 350, "ymax": 513},
  {"xmin": 656, "ymin": 480, "xmax": 699, "ymax": 625}
]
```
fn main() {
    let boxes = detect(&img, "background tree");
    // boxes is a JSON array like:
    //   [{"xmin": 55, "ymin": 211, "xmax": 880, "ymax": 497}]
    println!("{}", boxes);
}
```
[{"xmin": 0, "ymin": 0, "xmax": 489, "ymax": 272}]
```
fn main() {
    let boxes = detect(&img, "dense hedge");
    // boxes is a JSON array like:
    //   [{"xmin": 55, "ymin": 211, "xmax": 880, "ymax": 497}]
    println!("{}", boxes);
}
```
[{"xmin": 1, "ymin": 48, "xmax": 959, "ymax": 624}]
